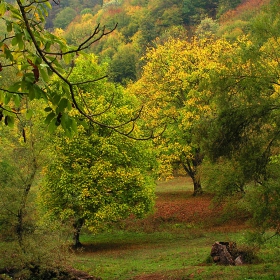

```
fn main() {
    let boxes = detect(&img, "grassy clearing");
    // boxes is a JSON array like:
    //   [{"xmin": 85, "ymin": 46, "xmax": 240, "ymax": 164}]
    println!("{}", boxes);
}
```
[{"xmin": 72, "ymin": 177, "xmax": 280, "ymax": 280}]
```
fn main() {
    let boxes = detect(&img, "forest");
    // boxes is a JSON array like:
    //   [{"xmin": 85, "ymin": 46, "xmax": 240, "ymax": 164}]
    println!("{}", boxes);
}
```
[{"xmin": 1, "ymin": 0, "xmax": 280, "ymax": 279}]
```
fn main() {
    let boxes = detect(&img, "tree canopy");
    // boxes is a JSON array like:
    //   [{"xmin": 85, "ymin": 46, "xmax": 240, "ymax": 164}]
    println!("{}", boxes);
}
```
[{"xmin": 128, "ymin": 36, "xmax": 235, "ymax": 195}]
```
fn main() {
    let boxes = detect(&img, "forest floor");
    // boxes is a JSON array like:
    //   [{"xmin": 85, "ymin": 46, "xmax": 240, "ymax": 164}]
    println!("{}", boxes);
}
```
[
  {"xmin": 117, "ymin": 176, "xmax": 250, "ymax": 236},
  {"xmin": 72, "ymin": 176, "xmax": 279, "ymax": 280}
]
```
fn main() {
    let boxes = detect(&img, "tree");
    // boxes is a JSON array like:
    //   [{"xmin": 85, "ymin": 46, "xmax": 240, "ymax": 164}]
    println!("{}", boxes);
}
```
[
  {"xmin": 182, "ymin": 0, "xmax": 219, "ymax": 25},
  {"xmin": 195, "ymin": 17, "xmax": 219, "ymax": 39},
  {"xmin": 0, "ymin": 100, "xmax": 70, "ymax": 277},
  {"xmin": 109, "ymin": 43, "xmax": 138, "ymax": 85},
  {"xmin": 129, "ymin": 37, "xmax": 234, "ymax": 195},
  {"xmin": 217, "ymin": 0, "xmax": 242, "ymax": 17},
  {"xmin": 41, "ymin": 55, "xmax": 157, "ymax": 247},
  {"xmin": 200, "ymin": 0, "xmax": 280, "ymax": 235},
  {"xmin": 53, "ymin": 7, "xmax": 77, "ymax": 29}
]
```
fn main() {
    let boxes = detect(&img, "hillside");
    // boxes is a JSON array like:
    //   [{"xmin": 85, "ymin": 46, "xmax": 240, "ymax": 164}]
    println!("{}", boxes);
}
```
[{"xmin": 46, "ymin": 0, "xmax": 269, "ymax": 85}]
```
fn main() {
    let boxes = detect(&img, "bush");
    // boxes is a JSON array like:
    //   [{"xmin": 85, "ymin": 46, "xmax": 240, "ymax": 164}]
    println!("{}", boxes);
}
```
[{"xmin": 0, "ymin": 225, "xmax": 71, "ymax": 280}]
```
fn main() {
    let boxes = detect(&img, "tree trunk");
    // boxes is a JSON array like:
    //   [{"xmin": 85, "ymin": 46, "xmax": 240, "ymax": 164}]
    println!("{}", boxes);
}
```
[
  {"xmin": 192, "ymin": 175, "xmax": 203, "ymax": 196},
  {"xmin": 181, "ymin": 148, "xmax": 204, "ymax": 196},
  {"xmin": 73, "ymin": 218, "xmax": 84, "ymax": 248},
  {"xmin": 16, "ymin": 158, "xmax": 37, "ymax": 247}
]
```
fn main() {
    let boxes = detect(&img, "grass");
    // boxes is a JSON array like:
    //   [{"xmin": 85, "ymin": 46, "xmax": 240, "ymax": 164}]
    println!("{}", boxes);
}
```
[{"xmin": 72, "ymin": 177, "xmax": 280, "ymax": 280}]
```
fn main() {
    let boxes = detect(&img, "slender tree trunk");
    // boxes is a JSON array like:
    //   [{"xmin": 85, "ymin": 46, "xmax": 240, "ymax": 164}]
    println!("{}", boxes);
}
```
[
  {"xmin": 16, "ymin": 158, "xmax": 37, "ymax": 247},
  {"xmin": 181, "ymin": 148, "xmax": 204, "ymax": 196},
  {"xmin": 73, "ymin": 218, "xmax": 84, "ymax": 248},
  {"xmin": 192, "ymin": 174, "xmax": 203, "ymax": 196}
]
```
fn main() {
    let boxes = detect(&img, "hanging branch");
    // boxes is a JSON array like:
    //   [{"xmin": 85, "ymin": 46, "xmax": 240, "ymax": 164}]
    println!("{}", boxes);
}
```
[{"xmin": 0, "ymin": 0, "xmax": 157, "ymax": 140}]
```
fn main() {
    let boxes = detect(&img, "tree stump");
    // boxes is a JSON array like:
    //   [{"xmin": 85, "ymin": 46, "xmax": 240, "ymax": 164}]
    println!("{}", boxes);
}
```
[{"xmin": 211, "ymin": 241, "xmax": 245, "ymax": 265}]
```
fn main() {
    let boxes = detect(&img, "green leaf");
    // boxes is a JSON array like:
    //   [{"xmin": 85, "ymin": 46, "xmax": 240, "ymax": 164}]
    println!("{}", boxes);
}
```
[
  {"xmin": 33, "ymin": 84, "xmax": 43, "ymax": 99},
  {"xmin": 48, "ymin": 118, "xmax": 58, "ymax": 133},
  {"xmin": 23, "ymin": 73, "xmax": 35, "ymax": 84},
  {"xmin": 28, "ymin": 86, "xmax": 35, "ymax": 101},
  {"xmin": 58, "ymin": 97, "xmax": 69, "ymax": 112},
  {"xmin": 9, "ymin": 6, "xmax": 22, "ymax": 20},
  {"xmin": 39, "ymin": 67, "xmax": 49, "ymax": 83},
  {"xmin": 17, "ymin": 34, "xmax": 24, "ymax": 50},
  {"xmin": 44, "ymin": 107, "xmax": 53, "ymax": 112},
  {"xmin": 23, "ymin": 28, "xmax": 31, "ymax": 41},
  {"xmin": 45, "ymin": 1, "xmax": 52, "ymax": 9},
  {"xmin": 11, "ymin": 36, "xmax": 18, "ymax": 46},
  {"xmin": 52, "ymin": 93, "xmax": 61, "ymax": 106},
  {"xmin": 61, "ymin": 113, "xmax": 69, "ymax": 131},
  {"xmin": 6, "ymin": 115, "xmax": 14, "ymax": 127},
  {"xmin": 3, "ymin": 47, "xmax": 13, "ymax": 60},
  {"xmin": 13, "ymin": 94, "xmax": 21, "ymax": 107},
  {"xmin": 4, "ymin": 93, "xmax": 12, "ymax": 105},
  {"xmin": 64, "ymin": 53, "xmax": 73, "ymax": 65},
  {"xmin": 45, "ymin": 111, "xmax": 55, "ymax": 124},
  {"xmin": 70, "ymin": 118, "xmax": 77, "ymax": 134},
  {"xmin": 6, "ymin": 21, "xmax": 12, "ymax": 32},
  {"xmin": 44, "ymin": 41, "xmax": 51, "ymax": 52},
  {"xmin": 80, "ymin": 119, "xmax": 89, "ymax": 130},
  {"xmin": 35, "ymin": 56, "xmax": 43, "ymax": 65},
  {"xmin": 26, "ymin": 109, "xmax": 33, "ymax": 120},
  {"xmin": 8, "ymin": 82, "xmax": 21, "ymax": 92},
  {"xmin": 0, "ymin": 2, "xmax": 6, "ymax": 17}
]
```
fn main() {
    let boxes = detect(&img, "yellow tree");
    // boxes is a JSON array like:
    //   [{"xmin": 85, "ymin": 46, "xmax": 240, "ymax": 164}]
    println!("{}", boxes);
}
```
[{"xmin": 129, "ymin": 37, "xmax": 235, "ymax": 195}]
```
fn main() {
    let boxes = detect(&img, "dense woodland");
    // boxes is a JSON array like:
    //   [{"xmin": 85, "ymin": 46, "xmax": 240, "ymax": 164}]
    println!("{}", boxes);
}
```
[{"xmin": 1, "ymin": 0, "xmax": 280, "ymax": 278}]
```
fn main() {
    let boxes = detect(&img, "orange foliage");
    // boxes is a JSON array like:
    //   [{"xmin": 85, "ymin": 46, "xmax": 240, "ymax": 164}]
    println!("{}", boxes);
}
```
[
  {"xmin": 107, "ymin": 7, "xmax": 123, "ymax": 16},
  {"xmin": 220, "ymin": 0, "xmax": 270, "ymax": 23}
]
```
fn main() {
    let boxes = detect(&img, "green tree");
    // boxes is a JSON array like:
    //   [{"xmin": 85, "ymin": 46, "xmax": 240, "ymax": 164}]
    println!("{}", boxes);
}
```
[
  {"xmin": 0, "ymin": 101, "xmax": 69, "ymax": 277},
  {"xmin": 182, "ymin": 0, "xmax": 219, "ymax": 25},
  {"xmin": 53, "ymin": 7, "xmax": 77, "ymax": 29},
  {"xmin": 41, "ymin": 55, "xmax": 156, "ymax": 247},
  {"xmin": 195, "ymin": 17, "xmax": 219, "ymax": 38},
  {"xmin": 201, "ymin": 0, "xmax": 280, "ymax": 235},
  {"xmin": 109, "ymin": 43, "xmax": 138, "ymax": 85}
]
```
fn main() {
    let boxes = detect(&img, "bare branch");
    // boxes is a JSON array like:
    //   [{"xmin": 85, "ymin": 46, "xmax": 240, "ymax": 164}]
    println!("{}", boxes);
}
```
[
  {"xmin": 22, "ymin": 0, "xmax": 50, "ymax": 8},
  {"xmin": 71, "ymin": 75, "xmax": 108, "ymax": 86},
  {"xmin": 0, "ymin": 105, "xmax": 21, "ymax": 115},
  {"xmin": 14, "ymin": 0, "xmax": 154, "ymax": 139},
  {"xmin": 0, "ymin": 88, "xmax": 24, "ymax": 96},
  {"xmin": 41, "ymin": 23, "xmax": 118, "ymax": 56}
]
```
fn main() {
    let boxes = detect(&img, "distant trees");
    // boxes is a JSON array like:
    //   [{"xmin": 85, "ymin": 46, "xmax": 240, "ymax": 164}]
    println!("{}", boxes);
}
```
[
  {"xmin": 53, "ymin": 7, "xmax": 77, "ymax": 29},
  {"xmin": 57, "ymin": 0, "xmax": 245, "ymax": 86},
  {"xmin": 182, "ymin": 0, "xmax": 219, "ymax": 25},
  {"xmin": 109, "ymin": 44, "xmax": 138, "ymax": 85},
  {"xmin": 195, "ymin": 17, "xmax": 219, "ymax": 38}
]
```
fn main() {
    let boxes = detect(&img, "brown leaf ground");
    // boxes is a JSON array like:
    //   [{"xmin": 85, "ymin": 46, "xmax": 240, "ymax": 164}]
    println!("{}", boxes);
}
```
[{"xmin": 124, "ymin": 176, "xmax": 249, "ymax": 233}]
